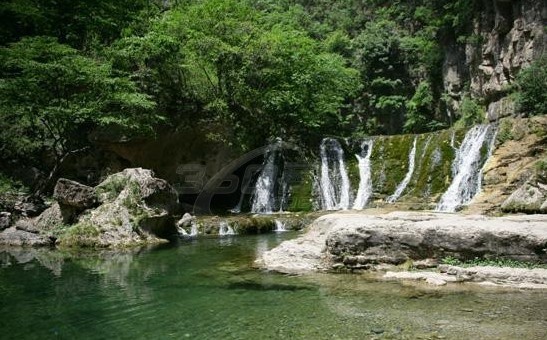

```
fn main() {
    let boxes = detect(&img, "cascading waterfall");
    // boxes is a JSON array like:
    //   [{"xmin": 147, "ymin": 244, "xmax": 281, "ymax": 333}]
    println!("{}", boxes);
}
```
[
  {"xmin": 274, "ymin": 219, "xmax": 287, "ymax": 232},
  {"xmin": 319, "ymin": 138, "xmax": 351, "ymax": 210},
  {"xmin": 436, "ymin": 124, "xmax": 496, "ymax": 212},
  {"xmin": 189, "ymin": 222, "xmax": 199, "ymax": 237},
  {"xmin": 219, "ymin": 221, "xmax": 236, "ymax": 236},
  {"xmin": 352, "ymin": 140, "xmax": 374, "ymax": 210},
  {"xmin": 387, "ymin": 137, "xmax": 417, "ymax": 203},
  {"xmin": 251, "ymin": 141, "xmax": 282, "ymax": 214}
]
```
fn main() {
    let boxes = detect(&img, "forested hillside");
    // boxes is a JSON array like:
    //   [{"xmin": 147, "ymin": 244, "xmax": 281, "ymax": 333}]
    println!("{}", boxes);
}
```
[{"xmin": 1, "ymin": 0, "xmax": 545, "ymax": 194}]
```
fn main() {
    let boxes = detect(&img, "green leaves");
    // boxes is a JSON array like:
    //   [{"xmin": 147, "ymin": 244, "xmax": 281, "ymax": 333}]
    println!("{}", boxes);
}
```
[
  {"xmin": 515, "ymin": 55, "xmax": 547, "ymax": 117},
  {"xmin": 0, "ymin": 36, "xmax": 157, "ymax": 163}
]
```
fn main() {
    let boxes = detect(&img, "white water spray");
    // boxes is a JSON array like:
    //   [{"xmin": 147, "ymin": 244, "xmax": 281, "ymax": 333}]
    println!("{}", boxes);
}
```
[
  {"xmin": 219, "ymin": 221, "xmax": 236, "ymax": 236},
  {"xmin": 436, "ymin": 124, "xmax": 496, "ymax": 212},
  {"xmin": 387, "ymin": 137, "xmax": 417, "ymax": 203},
  {"xmin": 274, "ymin": 219, "xmax": 287, "ymax": 232},
  {"xmin": 189, "ymin": 222, "xmax": 199, "ymax": 237},
  {"xmin": 352, "ymin": 140, "xmax": 374, "ymax": 210},
  {"xmin": 319, "ymin": 138, "xmax": 351, "ymax": 210},
  {"xmin": 251, "ymin": 150, "xmax": 277, "ymax": 213}
]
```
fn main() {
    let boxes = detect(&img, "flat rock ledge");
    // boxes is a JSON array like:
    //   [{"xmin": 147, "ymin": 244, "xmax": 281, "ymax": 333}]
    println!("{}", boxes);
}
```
[
  {"xmin": 258, "ymin": 212, "xmax": 547, "ymax": 287},
  {"xmin": 384, "ymin": 265, "xmax": 547, "ymax": 289}
]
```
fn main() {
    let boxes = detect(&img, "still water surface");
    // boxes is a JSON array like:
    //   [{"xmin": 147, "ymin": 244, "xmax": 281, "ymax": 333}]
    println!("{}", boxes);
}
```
[{"xmin": 1, "ymin": 233, "xmax": 546, "ymax": 339}]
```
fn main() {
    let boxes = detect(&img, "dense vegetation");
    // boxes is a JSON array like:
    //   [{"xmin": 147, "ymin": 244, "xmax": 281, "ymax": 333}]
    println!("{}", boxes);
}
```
[{"xmin": 0, "ymin": 0, "xmax": 543, "ymax": 193}]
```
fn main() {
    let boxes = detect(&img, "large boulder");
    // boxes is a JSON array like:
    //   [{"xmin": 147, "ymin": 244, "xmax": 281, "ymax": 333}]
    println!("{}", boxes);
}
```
[
  {"xmin": 53, "ymin": 178, "xmax": 97, "ymax": 210},
  {"xmin": 259, "ymin": 212, "xmax": 547, "ymax": 273},
  {"xmin": 57, "ymin": 168, "xmax": 179, "ymax": 247},
  {"xmin": 326, "ymin": 213, "xmax": 547, "ymax": 268},
  {"xmin": 501, "ymin": 181, "xmax": 547, "ymax": 213}
]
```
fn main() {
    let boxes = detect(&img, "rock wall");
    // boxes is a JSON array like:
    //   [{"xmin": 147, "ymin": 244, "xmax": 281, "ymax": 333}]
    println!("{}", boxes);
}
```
[{"xmin": 443, "ymin": 0, "xmax": 546, "ymax": 120}]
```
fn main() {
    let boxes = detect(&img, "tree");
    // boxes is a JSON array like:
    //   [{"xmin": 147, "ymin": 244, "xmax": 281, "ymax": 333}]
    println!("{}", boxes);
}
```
[{"xmin": 0, "ymin": 37, "xmax": 158, "ymax": 192}]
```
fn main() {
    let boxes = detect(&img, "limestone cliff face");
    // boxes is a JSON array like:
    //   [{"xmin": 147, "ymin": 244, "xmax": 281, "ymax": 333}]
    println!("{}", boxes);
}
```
[{"xmin": 443, "ymin": 0, "xmax": 546, "ymax": 121}]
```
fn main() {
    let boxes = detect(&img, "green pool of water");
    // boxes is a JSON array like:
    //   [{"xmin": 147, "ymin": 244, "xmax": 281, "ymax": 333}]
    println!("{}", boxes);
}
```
[{"xmin": 1, "ymin": 233, "xmax": 546, "ymax": 339}]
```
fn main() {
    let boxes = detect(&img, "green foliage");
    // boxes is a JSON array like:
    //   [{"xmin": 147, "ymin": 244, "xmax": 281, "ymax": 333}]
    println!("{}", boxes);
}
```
[
  {"xmin": 497, "ymin": 119, "xmax": 514, "ymax": 144},
  {"xmin": 58, "ymin": 222, "xmax": 101, "ymax": 248},
  {"xmin": 515, "ymin": 55, "xmax": 547, "ymax": 116},
  {"xmin": 95, "ymin": 175, "xmax": 129, "ymax": 201},
  {"xmin": 0, "ymin": 0, "xmax": 157, "ymax": 48},
  {"xmin": 404, "ymin": 81, "xmax": 437, "ymax": 133},
  {"xmin": 0, "ymin": 36, "xmax": 158, "ymax": 173},
  {"xmin": 147, "ymin": 0, "xmax": 359, "ymax": 148},
  {"xmin": 455, "ymin": 96, "xmax": 484, "ymax": 128},
  {"xmin": 0, "ymin": 173, "xmax": 27, "ymax": 194}
]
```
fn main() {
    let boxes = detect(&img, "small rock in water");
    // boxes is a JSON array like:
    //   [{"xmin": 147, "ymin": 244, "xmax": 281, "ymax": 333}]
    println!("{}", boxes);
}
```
[
  {"xmin": 371, "ymin": 327, "xmax": 384, "ymax": 335},
  {"xmin": 177, "ymin": 213, "xmax": 195, "ymax": 228},
  {"xmin": 426, "ymin": 277, "xmax": 447, "ymax": 286}
]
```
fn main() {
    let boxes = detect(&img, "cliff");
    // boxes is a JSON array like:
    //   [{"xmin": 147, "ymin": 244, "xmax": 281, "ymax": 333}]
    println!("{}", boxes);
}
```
[{"xmin": 443, "ymin": 0, "xmax": 546, "ymax": 120}]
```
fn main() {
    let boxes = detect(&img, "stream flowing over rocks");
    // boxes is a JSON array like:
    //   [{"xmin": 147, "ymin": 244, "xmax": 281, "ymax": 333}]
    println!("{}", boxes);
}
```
[{"xmin": 258, "ymin": 211, "xmax": 547, "ymax": 287}]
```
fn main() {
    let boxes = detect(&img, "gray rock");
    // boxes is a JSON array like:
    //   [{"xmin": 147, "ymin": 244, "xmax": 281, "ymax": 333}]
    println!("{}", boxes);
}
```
[
  {"xmin": 177, "ymin": 213, "xmax": 195, "ymax": 228},
  {"xmin": 0, "ymin": 227, "xmax": 53, "ymax": 247},
  {"xmin": 326, "ymin": 213, "xmax": 547, "ymax": 268},
  {"xmin": 501, "ymin": 181, "xmax": 546, "ymax": 213},
  {"xmin": 259, "ymin": 212, "xmax": 547, "ymax": 274},
  {"xmin": 486, "ymin": 97, "xmax": 515, "ymax": 122},
  {"xmin": 14, "ymin": 196, "xmax": 47, "ymax": 217},
  {"xmin": 53, "ymin": 178, "xmax": 97, "ymax": 210},
  {"xmin": 58, "ymin": 168, "xmax": 179, "ymax": 248},
  {"xmin": 0, "ymin": 212, "xmax": 11, "ymax": 230}
]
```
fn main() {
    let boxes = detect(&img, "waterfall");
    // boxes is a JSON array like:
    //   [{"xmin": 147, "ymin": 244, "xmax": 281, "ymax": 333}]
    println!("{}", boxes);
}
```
[
  {"xmin": 219, "ymin": 221, "xmax": 236, "ymax": 236},
  {"xmin": 274, "ymin": 219, "xmax": 287, "ymax": 232},
  {"xmin": 352, "ymin": 140, "xmax": 374, "ymax": 210},
  {"xmin": 436, "ymin": 124, "xmax": 496, "ymax": 212},
  {"xmin": 387, "ymin": 137, "xmax": 417, "ymax": 203},
  {"xmin": 189, "ymin": 222, "xmax": 198, "ymax": 237},
  {"xmin": 319, "ymin": 138, "xmax": 351, "ymax": 210},
  {"xmin": 251, "ymin": 148, "xmax": 276, "ymax": 213},
  {"xmin": 251, "ymin": 141, "xmax": 281, "ymax": 214}
]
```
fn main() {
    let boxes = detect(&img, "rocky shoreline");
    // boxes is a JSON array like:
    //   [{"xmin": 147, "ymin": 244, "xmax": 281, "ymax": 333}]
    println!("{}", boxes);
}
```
[{"xmin": 258, "ymin": 211, "xmax": 547, "ymax": 288}]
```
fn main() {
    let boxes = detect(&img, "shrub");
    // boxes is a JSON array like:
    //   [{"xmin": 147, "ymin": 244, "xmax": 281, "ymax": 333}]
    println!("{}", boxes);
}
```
[
  {"xmin": 515, "ymin": 55, "xmax": 547, "ymax": 116},
  {"xmin": 455, "ymin": 96, "xmax": 484, "ymax": 128}
]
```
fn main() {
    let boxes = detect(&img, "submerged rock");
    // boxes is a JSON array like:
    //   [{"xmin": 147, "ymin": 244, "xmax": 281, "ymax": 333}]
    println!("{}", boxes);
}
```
[{"xmin": 259, "ymin": 212, "xmax": 547, "ymax": 273}]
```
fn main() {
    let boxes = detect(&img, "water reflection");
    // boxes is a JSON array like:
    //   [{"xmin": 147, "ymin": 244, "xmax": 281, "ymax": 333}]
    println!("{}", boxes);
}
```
[{"xmin": 1, "ymin": 234, "xmax": 547, "ymax": 339}]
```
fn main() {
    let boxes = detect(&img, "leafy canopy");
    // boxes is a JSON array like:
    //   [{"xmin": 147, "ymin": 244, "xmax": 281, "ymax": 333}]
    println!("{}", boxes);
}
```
[{"xmin": 0, "ymin": 36, "xmax": 158, "ymax": 162}]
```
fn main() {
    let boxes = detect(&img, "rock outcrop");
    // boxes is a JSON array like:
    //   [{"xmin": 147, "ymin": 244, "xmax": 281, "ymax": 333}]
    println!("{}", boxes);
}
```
[
  {"xmin": 259, "ymin": 211, "xmax": 547, "ymax": 273},
  {"xmin": 0, "ymin": 212, "xmax": 11, "ymax": 230},
  {"xmin": 443, "ymin": 0, "xmax": 545, "ymax": 119},
  {"xmin": 53, "ymin": 178, "xmax": 97, "ymax": 210},
  {"xmin": 0, "ymin": 168, "xmax": 179, "ymax": 248},
  {"xmin": 468, "ymin": 116, "xmax": 547, "ymax": 214},
  {"xmin": 501, "ymin": 180, "xmax": 547, "ymax": 213},
  {"xmin": 58, "ymin": 168, "xmax": 179, "ymax": 247}
]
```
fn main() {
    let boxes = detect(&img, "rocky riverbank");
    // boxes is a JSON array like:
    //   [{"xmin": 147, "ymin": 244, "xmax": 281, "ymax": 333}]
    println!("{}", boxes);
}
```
[
  {"xmin": 258, "ymin": 211, "xmax": 547, "ymax": 288},
  {"xmin": 0, "ymin": 168, "xmax": 179, "ymax": 248}
]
